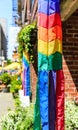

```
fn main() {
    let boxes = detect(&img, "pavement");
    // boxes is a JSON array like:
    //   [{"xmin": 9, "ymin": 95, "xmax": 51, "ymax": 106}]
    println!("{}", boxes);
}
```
[{"xmin": 0, "ymin": 92, "xmax": 15, "ymax": 130}]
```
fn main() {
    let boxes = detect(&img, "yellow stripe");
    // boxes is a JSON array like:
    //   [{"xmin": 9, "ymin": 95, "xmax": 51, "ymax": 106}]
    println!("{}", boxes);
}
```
[
  {"xmin": 23, "ymin": 51, "xmax": 29, "ymax": 62},
  {"xmin": 38, "ymin": 39, "xmax": 62, "ymax": 56}
]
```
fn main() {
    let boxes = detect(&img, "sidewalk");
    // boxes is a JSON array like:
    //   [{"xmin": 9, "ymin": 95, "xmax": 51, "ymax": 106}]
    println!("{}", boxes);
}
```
[{"xmin": 0, "ymin": 92, "xmax": 15, "ymax": 129}]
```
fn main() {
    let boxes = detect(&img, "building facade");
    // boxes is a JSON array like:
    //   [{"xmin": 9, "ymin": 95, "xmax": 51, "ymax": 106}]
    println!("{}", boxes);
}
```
[
  {"xmin": 0, "ymin": 25, "xmax": 1, "ymax": 53},
  {"xmin": 0, "ymin": 18, "xmax": 7, "ymax": 60},
  {"xmin": 17, "ymin": 0, "xmax": 78, "ymax": 101},
  {"xmin": 17, "ymin": 0, "xmax": 38, "ymax": 26},
  {"xmin": 8, "ymin": 0, "xmax": 20, "ymax": 60},
  {"xmin": 12, "ymin": 0, "xmax": 19, "ymax": 26}
]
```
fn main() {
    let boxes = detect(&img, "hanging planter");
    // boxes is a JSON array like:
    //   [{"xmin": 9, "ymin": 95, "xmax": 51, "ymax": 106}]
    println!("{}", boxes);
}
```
[{"xmin": 17, "ymin": 22, "xmax": 37, "ymax": 63}]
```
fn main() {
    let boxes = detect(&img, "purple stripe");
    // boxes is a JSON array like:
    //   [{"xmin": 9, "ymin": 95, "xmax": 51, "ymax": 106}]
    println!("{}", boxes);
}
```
[{"xmin": 49, "ymin": 70, "xmax": 56, "ymax": 130}]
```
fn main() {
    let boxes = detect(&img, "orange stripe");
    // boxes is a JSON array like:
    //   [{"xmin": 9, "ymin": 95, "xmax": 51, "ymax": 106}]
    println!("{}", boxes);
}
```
[{"xmin": 38, "ymin": 26, "xmax": 62, "ymax": 42}]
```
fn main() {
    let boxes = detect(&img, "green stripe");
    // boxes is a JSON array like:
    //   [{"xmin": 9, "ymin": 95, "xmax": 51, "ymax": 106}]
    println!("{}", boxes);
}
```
[
  {"xmin": 38, "ymin": 52, "xmax": 62, "ymax": 71},
  {"xmin": 33, "ymin": 82, "xmax": 41, "ymax": 130}
]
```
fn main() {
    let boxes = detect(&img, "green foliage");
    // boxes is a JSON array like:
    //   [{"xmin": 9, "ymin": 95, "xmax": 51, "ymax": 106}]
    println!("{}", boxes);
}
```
[
  {"xmin": 65, "ymin": 100, "xmax": 78, "ymax": 130},
  {"xmin": 1, "ymin": 99, "xmax": 78, "ymax": 130},
  {"xmin": 10, "ymin": 75, "xmax": 22, "ymax": 93},
  {"xmin": 0, "ymin": 73, "xmax": 11, "ymax": 85},
  {"xmin": 14, "ymin": 97, "xmax": 21, "ymax": 107},
  {"xmin": 17, "ymin": 22, "xmax": 37, "ymax": 63},
  {"xmin": 1, "ymin": 104, "xmax": 34, "ymax": 130},
  {"xmin": 7, "ymin": 59, "xmax": 12, "ymax": 65}
]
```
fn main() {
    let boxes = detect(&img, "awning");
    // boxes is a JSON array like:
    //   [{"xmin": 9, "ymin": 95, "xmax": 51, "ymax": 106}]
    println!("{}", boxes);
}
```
[{"xmin": 4, "ymin": 62, "xmax": 20, "ymax": 70}]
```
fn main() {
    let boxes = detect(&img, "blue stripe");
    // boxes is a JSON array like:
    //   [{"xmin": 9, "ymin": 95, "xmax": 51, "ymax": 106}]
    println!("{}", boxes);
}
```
[
  {"xmin": 22, "ymin": 56, "xmax": 29, "ymax": 67},
  {"xmin": 39, "ymin": 71, "xmax": 49, "ymax": 130},
  {"xmin": 23, "ymin": 60, "xmax": 30, "ymax": 96},
  {"xmin": 38, "ymin": 0, "xmax": 60, "ymax": 15},
  {"xmin": 24, "ymin": 67, "xmax": 30, "ymax": 96}
]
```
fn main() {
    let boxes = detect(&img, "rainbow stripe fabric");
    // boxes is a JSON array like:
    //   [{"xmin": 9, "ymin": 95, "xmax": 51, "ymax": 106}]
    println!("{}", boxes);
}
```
[
  {"xmin": 22, "ymin": 52, "xmax": 30, "ymax": 96},
  {"xmin": 34, "ymin": 0, "xmax": 64, "ymax": 130}
]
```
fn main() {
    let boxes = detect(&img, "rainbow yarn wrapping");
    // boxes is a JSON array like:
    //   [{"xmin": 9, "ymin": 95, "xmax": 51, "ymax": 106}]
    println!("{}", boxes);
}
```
[
  {"xmin": 34, "ymin": 0, "xmax": 64, "ymax": 130},
  {"xmin": 22, "ymin": 52, "xmax": 30, "ymax": 96}
]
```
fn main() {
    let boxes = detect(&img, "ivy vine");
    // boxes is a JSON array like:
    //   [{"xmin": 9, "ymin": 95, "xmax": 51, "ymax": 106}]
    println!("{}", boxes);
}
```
[{"xmin": 17, "ymin": 23, "xmax": 37, "ymax": 63}]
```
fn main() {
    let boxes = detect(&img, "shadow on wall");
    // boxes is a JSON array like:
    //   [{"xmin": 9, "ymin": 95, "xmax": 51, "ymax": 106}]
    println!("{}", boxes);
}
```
[
  {"xmin": 33, "ymin": 43, "xmax": 37, "ymax": 75},
  {"xmin": 30, "ymin": 43, "xmax": 37, "ymax": 101}
]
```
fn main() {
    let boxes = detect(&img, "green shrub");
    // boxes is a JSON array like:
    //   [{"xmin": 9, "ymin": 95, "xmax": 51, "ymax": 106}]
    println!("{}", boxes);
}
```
[
  {"xmin": 7, "ymin": 59, "xmax": 12, "ymax": 65},
  {"xmin": 14, "ymin": 97, "xmax": 21, "ymax": 107},
  {"xmin": 1, "ymin": 104, "xmax": 34, "ymax": 130},
  {"xmin": 65, "ymin": 100, "xmax": 78, "ymax": 130},
  {"xmin": 0, "ymin": 73, "xmax": 11, "ymax": 85},
  {"xmin": 10, "ymin": 75, "xmax": 22, "ymax": 94},
  {"xmin": 1, "ymin": 100, "xmax": 78, "ymax": 130}
]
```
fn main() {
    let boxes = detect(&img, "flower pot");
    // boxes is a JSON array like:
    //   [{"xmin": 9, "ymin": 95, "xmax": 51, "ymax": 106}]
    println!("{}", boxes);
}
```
[{"xmin": 2, "ymin": 87, "xmax": 10, "ymax": 93}]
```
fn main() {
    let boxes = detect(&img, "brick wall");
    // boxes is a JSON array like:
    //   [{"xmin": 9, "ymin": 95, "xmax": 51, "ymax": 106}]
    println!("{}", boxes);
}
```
[
  {"xmin": 30, "ymin": 45, "xmax": 37, "ymax": 101},
  {"xmin": 62, "ymin": 9, "xmax": 78, "ymax": 101},
  {"xmin": 30, "ymin": 64, "xmax": 37, "ymax": 101}
]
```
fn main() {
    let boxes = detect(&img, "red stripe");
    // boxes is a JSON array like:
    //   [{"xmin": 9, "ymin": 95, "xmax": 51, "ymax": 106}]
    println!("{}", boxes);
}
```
[
  {"xmin": 56, "ymin": 70, "xmax": 65, "ymax": 130},
  {"xmin": 38, "ymin": 13, "xmax": 61, "ymax": 29}
]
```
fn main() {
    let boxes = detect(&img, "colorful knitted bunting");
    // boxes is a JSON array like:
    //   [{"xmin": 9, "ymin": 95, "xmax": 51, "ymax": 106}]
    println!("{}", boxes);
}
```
[
  {"xmin": 22, "ymin": 52, "xmax": 30, "ymax": 96},
  {"xmin": 34, "ymin": 0, "xmax": 64, "ymax": 130}
]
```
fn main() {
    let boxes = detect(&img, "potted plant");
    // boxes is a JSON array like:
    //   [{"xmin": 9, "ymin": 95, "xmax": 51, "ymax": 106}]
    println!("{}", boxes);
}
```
[
  {"xmin": 10, "ymin": 75, "xmax": 22, "ymax": 98},
  {"xmin": 0, "ymin": 73, "xmax": 11, "ymax": 92}
]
